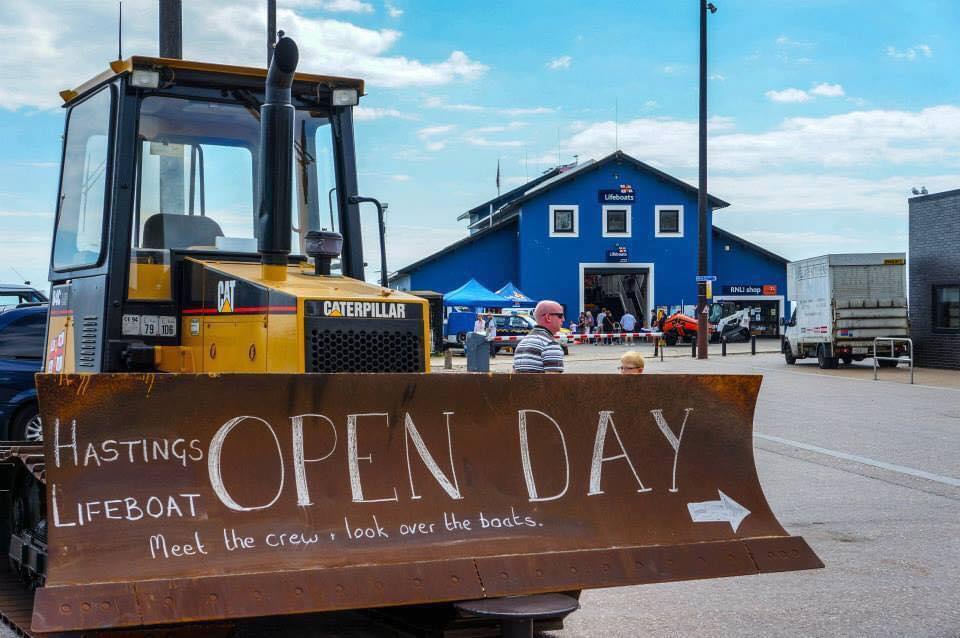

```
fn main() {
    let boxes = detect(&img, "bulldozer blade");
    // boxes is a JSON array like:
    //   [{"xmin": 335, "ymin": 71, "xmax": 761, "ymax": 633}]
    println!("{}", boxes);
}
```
[{"xmin": 33, "ymin": 373, "xmax": 821, "ymax": 632}]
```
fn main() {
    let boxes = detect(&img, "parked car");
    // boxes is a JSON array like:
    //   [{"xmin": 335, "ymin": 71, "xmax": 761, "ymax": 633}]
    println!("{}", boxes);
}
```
[
  {"xmin": 0, "ymin": 284, "xmax": 47, "ymax": 309},
  {"xmin": 0, "ymin": 303, "xmax": 47, "ymax": 440}
]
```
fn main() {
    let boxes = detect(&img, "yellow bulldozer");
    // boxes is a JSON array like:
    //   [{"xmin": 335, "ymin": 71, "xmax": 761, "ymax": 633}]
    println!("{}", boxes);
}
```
[{"xmin": 0, "ymin": 31, "xmax": 821, "ymax": 637}]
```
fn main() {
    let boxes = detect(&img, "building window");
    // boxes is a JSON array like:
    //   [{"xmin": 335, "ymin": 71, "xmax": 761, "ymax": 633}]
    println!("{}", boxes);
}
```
[
  {"xmin": 602, "ymin": 205, "xmax": 631, "ymax": 237},
  {"xmin": 549, "ymin": 205, "xmax": 579, "ymax": 237},
  {"xmin": 933, "ymin": 285, "xmax": 960, "ymax": 330},
  {"xmin": 655, "ymin": 205, "xmax": 684, "ymax": 237}
]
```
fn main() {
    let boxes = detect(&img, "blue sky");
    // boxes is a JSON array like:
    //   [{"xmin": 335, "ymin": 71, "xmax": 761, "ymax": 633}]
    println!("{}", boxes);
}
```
[{"xmin": 1, "ymin": 0, "xmax": 958, "ymax": 287}]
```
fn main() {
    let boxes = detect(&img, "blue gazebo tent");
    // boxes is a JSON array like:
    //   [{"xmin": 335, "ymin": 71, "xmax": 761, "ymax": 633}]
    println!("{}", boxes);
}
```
[
  {"xmin": 495, "ymin": 282, "xmax": 537, "ymax": 307},
  {"xmin": 443, "ymin": 278, "xmax": 512, "ymax": 308}
]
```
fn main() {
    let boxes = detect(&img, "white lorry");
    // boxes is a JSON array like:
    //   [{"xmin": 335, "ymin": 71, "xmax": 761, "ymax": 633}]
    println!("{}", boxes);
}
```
[{"xmin": 783, "ymin": 253, "xmax": 910, "ymax": 369}]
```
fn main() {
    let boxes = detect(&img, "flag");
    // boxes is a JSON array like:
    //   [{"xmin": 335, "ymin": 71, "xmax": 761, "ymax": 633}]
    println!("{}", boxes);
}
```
[{"xmin": 495, "ymin": 159, "xmax": 501, "ymax": 193}]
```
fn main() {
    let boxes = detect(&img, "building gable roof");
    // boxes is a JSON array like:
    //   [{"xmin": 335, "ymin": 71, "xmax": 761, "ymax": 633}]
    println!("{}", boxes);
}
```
[
  {"xmin": 712, "ymin": 226, "xmax": 788, "ymax": 263},
  {"xmin": 392, "ymin": 216, "xmax": 518, "ymax": 277},
  {"xmin": 500, "ymin": 150, "xmax": 730, "ymax": 214}
]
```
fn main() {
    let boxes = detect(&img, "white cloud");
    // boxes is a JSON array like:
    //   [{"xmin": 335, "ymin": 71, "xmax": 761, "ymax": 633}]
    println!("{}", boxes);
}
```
[
  {"xmin": 547, "ymin": 55, "xmax": 572, "ymax": 70},
  {"xmin": 424, "ymin": 96, "xmax": 554, "ymax": 117},
  {"xmin": 710, "ymin": 73, "xmax": 726, "ymax": 81},
  {"xmin": 385, "ymin": 1, "xmax": 403, "ymax": 17},
  {"xmin": 810, "ymin": 82, "xmax": 844, "ymax": 97},
  {"xmin": 463, "ymin": 136, "xmax": 524, "ymax": 148},
  {"xmin": 0, "ymin": 0, "xmax": 488, "ymax": 110},
  {"xmin": 558, "ymin": 105, "xmax": 960, "ymax": 174},
  {"xmin": 886, "ymin": 44, "xmax": 933, "ymax": 60},
  {"xmin": 354, "ymin": 106, "xmax": 415, "ymax": 120},
  {"xmin": 417, "ymin": 124, "xmax": 456, "ymax": 139},
  {"xmin": 500, "ymin": 106, "xmax": 554, "ymax": 116},
  {"xmin": 299, "ymin": 0, "xmax": 374, "ymax": 13},
  {"xmin": 643, "ymin": 100, "xmax": 658, "ymax": 110},
  {"xmin": 766, "ymin": 88, "xmax": 812, "ymax": 103}
]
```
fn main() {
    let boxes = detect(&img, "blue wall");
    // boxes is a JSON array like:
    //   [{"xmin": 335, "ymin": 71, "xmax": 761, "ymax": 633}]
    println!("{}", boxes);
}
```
[
  {"xmin": 712, "ymin": 230, "xmax": 787, "ymax": 299},
  {"xmin": 517, "ymin": 161, "xmax": 710, "ymax": 316},
  {"xmin": 407, "ymin": 223, "xmax": 518, "ymax": 293}
]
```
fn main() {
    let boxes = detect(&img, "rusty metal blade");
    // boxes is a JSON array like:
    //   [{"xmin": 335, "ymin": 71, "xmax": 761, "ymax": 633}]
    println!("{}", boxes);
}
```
[{"xmin": 33, "ymin": 373, "xmax": 822, "ymax": 632}]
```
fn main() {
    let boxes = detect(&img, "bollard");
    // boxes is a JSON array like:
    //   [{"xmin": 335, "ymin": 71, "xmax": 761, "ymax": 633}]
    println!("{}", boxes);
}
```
[
  {"xmin": 722, "ymin": 337, "xmax": 727, "ymax": 357},
  {"xmin": 653, "ymin": 336, "xmax": 659, "ymax": 358},
  {"xmin": 659, "ymin": 338, "xmax": 665, "ymax": 362},
  {"xmin": 444, "ymin": 347, "xmax": 453, "ymax": 370},
  {"xmin": 751, "ymin": 335, "xmax": 757, "ymax": 355},
  {"xmin": 691, "ymin": 338, "xmax": 697, "ymax": 358}
]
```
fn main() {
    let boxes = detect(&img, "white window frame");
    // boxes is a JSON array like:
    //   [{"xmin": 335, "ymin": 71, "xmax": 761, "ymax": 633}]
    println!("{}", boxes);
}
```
[
  {"xmin": 602, "ymin": 204, "xmax": 631, "ymax": 237},
  {"xmin": 654, "ymin": 204, "xmax": 684, "ymax": 238},
  {"xmin": 549, "ymin": 204, "xmax": 579, "ymax": 238}
]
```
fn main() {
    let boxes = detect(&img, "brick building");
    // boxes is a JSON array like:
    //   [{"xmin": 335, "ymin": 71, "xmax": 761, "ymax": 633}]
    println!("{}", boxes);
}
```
[{"xmin": 908, "ymin": 189, "xmax": 960, "ymax": 369}]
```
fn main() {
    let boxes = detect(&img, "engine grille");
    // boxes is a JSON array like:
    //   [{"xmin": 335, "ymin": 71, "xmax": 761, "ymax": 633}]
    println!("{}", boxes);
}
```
[{"xmin": 305, "ymin": 318, "xmax": 424, "ymax": 373}]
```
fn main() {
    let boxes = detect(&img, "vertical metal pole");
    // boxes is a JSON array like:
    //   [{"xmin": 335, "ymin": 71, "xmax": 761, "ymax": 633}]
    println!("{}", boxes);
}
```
[
  {"xmin": 751, "ymin": 335, "xmax": 756, "ymax": 355},
  {"xmin": 267, "ymin": 0, "xmax": 276, "ymax": 65},
  {"xmin": 696, "ymin": 0, "xmax": 710, "ymax": 360},
  {"xmin": 158, "ymin": 0, "xmax": 184, "ymax": 216},
  {"xmin": 158, "ymin": 0, "xmax": 182, "ymax": 58},
  {"xmin": 721, "ymin": 337, "xmax": 727, "ymax": 356}
]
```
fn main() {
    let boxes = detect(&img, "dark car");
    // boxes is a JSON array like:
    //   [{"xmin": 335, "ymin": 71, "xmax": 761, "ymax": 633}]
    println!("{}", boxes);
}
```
[
  {"xmin": 0, "ymin": 303, "xmax": 47, "ymax": 440},
  {"xmin": 491, "ymin": 313, "xmax": 569, "ymax": 355},
  {"xmin": 0, "ymin": 284, "xmax": 47, "ymax": 309}
]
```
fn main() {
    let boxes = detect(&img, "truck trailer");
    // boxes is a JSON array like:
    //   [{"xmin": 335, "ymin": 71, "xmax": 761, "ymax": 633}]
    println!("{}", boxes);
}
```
[{"xmin": 783, "ymin": 253, "xmax": 910, "ymax": 369}]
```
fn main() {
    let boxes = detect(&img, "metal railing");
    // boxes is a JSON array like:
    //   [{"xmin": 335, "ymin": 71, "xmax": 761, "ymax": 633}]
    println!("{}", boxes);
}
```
[{"xmin": 873, "ymin": 337, "xmax": 914, "ymax": 384}]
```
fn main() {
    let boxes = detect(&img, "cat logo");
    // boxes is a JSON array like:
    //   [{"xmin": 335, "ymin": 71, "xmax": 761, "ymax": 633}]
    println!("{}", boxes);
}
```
[
  {"xmin": 217, "ymin": 280, "xmax": 237, "ymax": 313},
  {"xmin": 328, "ymin": 307, "xmax": 343, "ymax": 317}
]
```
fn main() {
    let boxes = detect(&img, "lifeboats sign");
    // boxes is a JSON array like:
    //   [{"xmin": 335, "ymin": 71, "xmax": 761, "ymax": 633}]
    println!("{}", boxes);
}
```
[{"xmin": 34, "ymin": 373, "xmax": 821, "ymax": 632}]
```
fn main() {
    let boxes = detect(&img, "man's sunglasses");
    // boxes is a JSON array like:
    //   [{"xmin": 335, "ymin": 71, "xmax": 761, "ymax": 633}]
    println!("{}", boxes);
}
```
[{"xmin": 547, "ymin": 312, "xmax": 564, "ymax": 318}]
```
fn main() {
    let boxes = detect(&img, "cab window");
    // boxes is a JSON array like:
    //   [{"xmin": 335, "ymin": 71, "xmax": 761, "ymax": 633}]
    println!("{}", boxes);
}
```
[
  {"xmin": 509, "ymin": 317, "xmax": 528, "ymax": 329},
  {"xmin": 52, "ymin": 87, "xmax": 114, "ymax": 270}
]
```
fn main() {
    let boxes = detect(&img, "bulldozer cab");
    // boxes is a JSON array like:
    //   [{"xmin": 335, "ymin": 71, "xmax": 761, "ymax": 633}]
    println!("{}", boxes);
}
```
[{"xmin": 45, "ymin": 57, "xmax": 382, "ymax": 374}]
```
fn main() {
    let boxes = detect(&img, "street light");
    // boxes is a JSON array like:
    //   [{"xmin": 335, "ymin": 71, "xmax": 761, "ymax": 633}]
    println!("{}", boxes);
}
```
[{"xmin": 696, "ymin": 0, "xmax": 716, "ymax": 360}]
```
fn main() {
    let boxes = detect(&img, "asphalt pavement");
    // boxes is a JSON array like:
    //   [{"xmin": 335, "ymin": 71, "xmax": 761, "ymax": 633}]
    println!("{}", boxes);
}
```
[{"xmin": 542, "ymin": 351, "xmax": 960, "ymax": 637}]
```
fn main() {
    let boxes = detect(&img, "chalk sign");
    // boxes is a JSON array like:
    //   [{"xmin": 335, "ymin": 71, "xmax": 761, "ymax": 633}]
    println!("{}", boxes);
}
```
[{"xmin": 34, "ymin": 373, "xmax": 821, "ymax": 632}]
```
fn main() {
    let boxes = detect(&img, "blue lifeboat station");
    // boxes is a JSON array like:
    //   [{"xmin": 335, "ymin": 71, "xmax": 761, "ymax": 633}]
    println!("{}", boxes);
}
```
[{"xmin": 391, "ymin": 151, "xmax": 788, "ymax": 336}]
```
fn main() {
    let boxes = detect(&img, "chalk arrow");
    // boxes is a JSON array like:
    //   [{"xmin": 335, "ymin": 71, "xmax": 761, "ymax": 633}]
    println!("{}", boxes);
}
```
[{"xmin": 687, "ymin": 490, "xmax": 751, "ymax": 532}]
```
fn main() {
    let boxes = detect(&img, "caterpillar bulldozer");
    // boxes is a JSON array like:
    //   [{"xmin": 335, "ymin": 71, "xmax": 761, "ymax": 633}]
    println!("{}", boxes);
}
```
[{"xmin": 0, "ymin": 33, "xmax": 822, "ymax": 637}]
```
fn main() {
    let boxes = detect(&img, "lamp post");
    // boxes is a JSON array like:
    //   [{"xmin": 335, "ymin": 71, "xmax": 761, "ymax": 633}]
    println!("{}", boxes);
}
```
[{"xmin": 696, "ymin": 0, "xmax": 717, "ymax": 360}]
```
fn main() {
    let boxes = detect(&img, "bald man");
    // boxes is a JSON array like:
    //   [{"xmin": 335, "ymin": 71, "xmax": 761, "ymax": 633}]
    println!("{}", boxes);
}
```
[{"xmin": 512, "ymin": 300, "xmax": 565, "ymax": 373}]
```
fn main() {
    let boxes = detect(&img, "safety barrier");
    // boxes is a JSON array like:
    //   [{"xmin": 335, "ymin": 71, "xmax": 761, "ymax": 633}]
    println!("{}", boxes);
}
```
[
  {"xmin": 873, "ymin": 336, "xmax": 914, "ymax": 384},
  {"xmin": 492, "ymin": 331, "xmax": 664, "ymax": 344}
]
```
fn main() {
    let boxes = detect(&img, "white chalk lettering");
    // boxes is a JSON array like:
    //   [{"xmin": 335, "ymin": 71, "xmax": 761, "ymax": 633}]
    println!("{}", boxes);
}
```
[
  {"xmin": 290, "ymin": 414, "xmax": 338, "ymax": 507},
  {"xmin": 149, "ymin": 531, "xmax": 207, "ymax": 559},
  {"xmin": 403, "ymin": 411, "xmax": 462, "ymax": 500},
  {"xmin": 54, "ymin": 418, "xmax": 78, "ymax": 468},
  {"xmin": 588, "ymin": 411, "xmax": 652, "ymax": 496},
  {"xmin": 51, "ymin": 483, "xmax": 76, "ymax": 527},
  {"xmin": 347, "ymin": 413, "xmax": 399, "ymax": 503},
  {"xmin": 517, "ymin": 409, "xmax": 570, "ymax": 502},
  {"xmin": 650, "ymin": 408, "xmax": 693, "ymax": 492},
  {"xmin": 208, "ymin": 416, "xmax": 285, "ymax": 511},
  {"xmin": 344, "ymin": 514, "xmax": 389, "ymax": 539}
]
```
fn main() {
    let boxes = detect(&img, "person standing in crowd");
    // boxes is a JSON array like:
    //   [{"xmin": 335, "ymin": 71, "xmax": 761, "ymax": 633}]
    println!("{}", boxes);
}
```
[
  {"xmin": 473, "ymin": 313, "xmax": 486, "ymax": 335},
  {"xmin": 513, "ymin": 300, "xmax": 565, "ymax": 373},
  {"xmin": 595, "ymin": 308, "xmax": 607, "ymax": 345},
  {"xmin": 485, "ymin": 313, "xmax": 497, "ymax": 358},
  {"xmin": 601, "ymin": 308, "xmax": 615, "ymax": 345},
  {"xmin": 620, "ymin": 310, "xmax": 636, "ymax": 344},
  {"xmin": 584, "ymin": 310, "xmax": 594, "ymax": 343},
  {"xmin": 619, "ymin": 350, "xmax": 645, "ymax": 374}
]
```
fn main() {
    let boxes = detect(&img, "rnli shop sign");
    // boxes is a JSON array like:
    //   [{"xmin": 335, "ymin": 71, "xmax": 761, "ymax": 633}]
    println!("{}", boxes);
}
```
[
  {"xmin": 598, "ymin": 184, "xmax": 635, "ymax": 203},
  {"xmin": 721, "ymin": 284, "xmax": 778, "ymax": 296}
]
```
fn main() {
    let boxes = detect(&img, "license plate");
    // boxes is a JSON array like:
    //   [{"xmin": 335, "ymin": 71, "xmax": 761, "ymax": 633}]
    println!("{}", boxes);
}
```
[{"xmin": 852, "ymin": 347, "xmax": 868, "ymax": 354}]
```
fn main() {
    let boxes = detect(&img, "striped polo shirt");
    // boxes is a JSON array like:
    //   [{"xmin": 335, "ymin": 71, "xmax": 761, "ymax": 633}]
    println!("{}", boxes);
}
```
[{"xmin": 512, "ymin": 326, "xmax": 565, "ymax": 373}]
